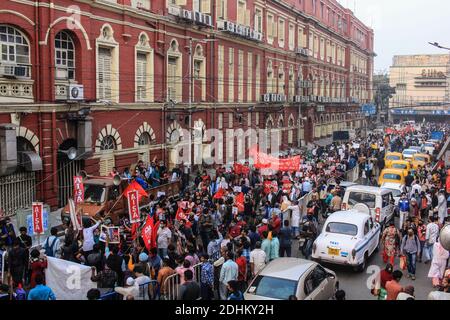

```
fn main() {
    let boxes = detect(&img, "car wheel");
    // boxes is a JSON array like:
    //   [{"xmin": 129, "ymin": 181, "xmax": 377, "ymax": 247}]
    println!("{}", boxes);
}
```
[{"xmin": 355, "ymin": 253, "xmax": 368, "ymax": 273}]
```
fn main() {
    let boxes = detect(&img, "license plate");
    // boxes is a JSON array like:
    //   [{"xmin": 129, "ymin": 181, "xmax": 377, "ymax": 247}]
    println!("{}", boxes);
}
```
[{"xmin": 328, "ymin": 248, "xmax": 340, "ymax": 256}]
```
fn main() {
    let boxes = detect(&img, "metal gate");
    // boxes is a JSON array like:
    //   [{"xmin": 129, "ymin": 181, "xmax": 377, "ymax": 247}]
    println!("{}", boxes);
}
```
[
  {"xmin": 58, "ymin": 159, "xmax": 83, "ymax": 208},
  {"xmin": 0, "ymin": 171, "xmax": 36, "ymax": 217}
]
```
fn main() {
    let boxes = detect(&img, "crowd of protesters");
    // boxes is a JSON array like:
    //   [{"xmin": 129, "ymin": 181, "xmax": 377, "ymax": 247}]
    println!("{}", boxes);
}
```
[{"xmin": 0, "ymin": 122, "xmax": 449, "ymax": 300}]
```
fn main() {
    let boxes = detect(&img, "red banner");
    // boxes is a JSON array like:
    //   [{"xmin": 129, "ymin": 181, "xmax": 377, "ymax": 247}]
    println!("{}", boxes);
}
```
[
  {"xmin": 233, "ymin": 163, "xmax": 250, "ymax": 175},
  {"xmin": 141, "ymin": 216, "xmax": 154, "ymax": 250},
  {"xmin": 250, "ymin": 146, "xmax": 300, "ymax": 172},
  {"xmin": 73, "ymin": 176, "xmax": 84, "ymax": 204},
  {"xmin": 263, "ymin": 180, "xmax": 278, "ymax": 195},
  {"xmin": 127, "ymin": 190, "xmax": 140, "ymax": 224},
  {"xmin": 213, "ymin": 188, "xmax": 225, "ymax": 199},
  {"xmin": 175, "ymin": 201, "xmax": 192, "ymax": 221},
  {"xmin": 32, "ymin": 202, "xmax": 44, "ymax": 235},
  {"xmin": 235, "ymin": 192, "xmax": 245, "ymax": 212}
]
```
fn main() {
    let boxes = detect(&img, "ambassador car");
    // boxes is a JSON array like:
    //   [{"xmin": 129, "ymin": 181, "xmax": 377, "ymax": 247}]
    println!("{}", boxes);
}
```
[
  {"xmin": 311, "ymin": 210, "xmax": 381, "ymax": 272},
  {"xmin": 244, "ymin": 258, "xmax": 338, "ymax": 300}
]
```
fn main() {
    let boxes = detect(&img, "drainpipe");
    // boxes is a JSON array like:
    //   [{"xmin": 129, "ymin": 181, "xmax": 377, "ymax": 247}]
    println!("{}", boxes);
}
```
[{"xmin": 52, "ymin": 110, "xmax": 57, "ymax": 193}]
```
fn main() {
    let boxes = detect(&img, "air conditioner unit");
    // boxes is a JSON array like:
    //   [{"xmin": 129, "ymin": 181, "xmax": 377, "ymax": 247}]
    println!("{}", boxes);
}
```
[
  {"xmin": 226, "ymin": 21, "xmax": 236, "ymax": 33},
  {"xmin": 255, "ymin": 32, "xmax": 263, "ymax": 42},
  {"xmin": 67, "ymin": 84, "xmax": 84, "ymax": 101},
  {"xmin": 181, "ymin": 9, "xmax": 193, "ymax": 20},
  {"xmin": 0, "ymin": 64, "xmax": 15, "ymax": 76},
  {"xmin": 168, "ymin": 6, "xmax": 180, "ymax": 16},
  {"xmin": 235, "ymin": 25, "xmax": 244, "ymax": 36},
  {"xmin": 262, "ymin": 94, "xmax": 270, "ymax": 102},
  {"xmin": 217, "ymin": 20, "xmax": 226, "ymax": 30},
  {"xmin": 193, "ymin": 11, "xmax": 203, "ymax": 23},
  {"xmin": 203, "ymin": 14, "xmax": 213, "ymax": 27}
]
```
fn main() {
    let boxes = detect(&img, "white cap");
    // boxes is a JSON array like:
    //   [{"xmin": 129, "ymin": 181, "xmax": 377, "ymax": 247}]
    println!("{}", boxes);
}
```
[
  {"xmin": 126, "ymin": 277, "xmax": 135, "ymax": 286},
  {"xmin": 262, "ymin": 219, "xmax": 268, "ymax": 224}
]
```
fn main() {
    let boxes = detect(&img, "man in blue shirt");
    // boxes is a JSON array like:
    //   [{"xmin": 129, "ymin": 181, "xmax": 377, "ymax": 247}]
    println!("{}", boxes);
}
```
[
  {"xmin": 199, "ymin": 254, "xmax": 214, "ymax": 300},
  {"xmin": 398, "ymin": 193, "xmax": 410, "ymax": 231},
  {"xmin": 27, "ymin": 274, "xmax": 56, "ymax": 300}
]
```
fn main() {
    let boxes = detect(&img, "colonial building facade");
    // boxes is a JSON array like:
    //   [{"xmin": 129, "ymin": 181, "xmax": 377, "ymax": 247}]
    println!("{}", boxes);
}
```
[{"xmin": 0, "ymin": 0, "xmax": 373, "ymax": 212}]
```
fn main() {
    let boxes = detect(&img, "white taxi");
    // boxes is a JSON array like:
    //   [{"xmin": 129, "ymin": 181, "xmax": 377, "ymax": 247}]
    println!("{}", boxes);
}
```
[{"xmin": 312, "ymin": 210, "xmax": 381, "ymax": 272}]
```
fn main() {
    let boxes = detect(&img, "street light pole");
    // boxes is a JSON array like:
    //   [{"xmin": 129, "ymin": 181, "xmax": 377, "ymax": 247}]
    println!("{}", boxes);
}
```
[{"xmin": 428, "ymin": 42, "xmax": 450, "ymax": 107}]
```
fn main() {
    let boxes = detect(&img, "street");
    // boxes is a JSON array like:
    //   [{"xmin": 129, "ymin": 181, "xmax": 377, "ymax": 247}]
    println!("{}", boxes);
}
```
[{"xmin": 291, "ymin": 214, "xmax": 435, "ymax": 300}]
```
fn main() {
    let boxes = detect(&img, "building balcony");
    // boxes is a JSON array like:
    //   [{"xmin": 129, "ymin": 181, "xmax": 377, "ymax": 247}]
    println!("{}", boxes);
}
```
[{"xmin": 0, "ymin": 78, "xmax": 34, "ymax": 103}]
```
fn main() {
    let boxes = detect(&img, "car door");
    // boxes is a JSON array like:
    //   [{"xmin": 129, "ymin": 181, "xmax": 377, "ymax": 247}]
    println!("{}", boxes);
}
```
[
  {"xmin": 381, "ymin": 193, "xmax": 392, "ymax": 222},
  {"xmin": 366, "ymin": 218, "xmax": 378, "ymax": 254},
  {"xmin": 303, "ymin": 265, "xmax": 330, "ymax": 300}
]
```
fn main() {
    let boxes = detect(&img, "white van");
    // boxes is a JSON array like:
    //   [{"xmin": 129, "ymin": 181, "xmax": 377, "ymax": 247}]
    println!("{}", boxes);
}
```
[{"xmin": 342, "ymin": 186, "xmax": 395, "ymax": 226}]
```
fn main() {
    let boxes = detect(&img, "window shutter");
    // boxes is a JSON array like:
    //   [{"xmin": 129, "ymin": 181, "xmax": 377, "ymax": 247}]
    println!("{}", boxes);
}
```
[
  {"xmin": 201, "ymin": 0, "xmax": 210, "ymax": 14},
  {"xmin": 98, "ymin": 48, "xmax": 112, "ymax": 100},
  {"xmin": 99, "ymin": 154, "xmax": 115, "ymax": 177},
  {"xmin": 245, "ymin": 9, "xmax": 250, "ymax": 26},
  {"xmin": 217, "ymin": 0, "xmax": 223, "ymax": 19},
  {"xmin": 137, "ymin": 53, "xmax": 147, "ymax": 100}
]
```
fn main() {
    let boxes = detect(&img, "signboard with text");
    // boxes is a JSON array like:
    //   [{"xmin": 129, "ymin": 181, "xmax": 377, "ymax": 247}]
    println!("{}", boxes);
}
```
[
  {"xmin": 73, "ymin": 176, "xmax": 84, "ymax": 204},
  {"xmin": 127, "ymin": 190, "xmax": 140, "ymax": 224},
  {"xmin": 32, "ymin": 202, "xmax": 44, "ymax": 235}
]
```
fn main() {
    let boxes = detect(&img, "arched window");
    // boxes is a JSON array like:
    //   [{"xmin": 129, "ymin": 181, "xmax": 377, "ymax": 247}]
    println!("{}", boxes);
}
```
[
  {"xmin": 100, "ymin": 135, "xmax": 116, "ymax": 151},
  {"xmin": 0, "ymin": 25, "xmax": 30, "ymax": 77},
  {"xmin": 55, "ymin": 31, "xmax": 75, "ymax": 80},
  {"xmin": 138, "ymin": 132, "xmax": 151, "ymax": 146}
]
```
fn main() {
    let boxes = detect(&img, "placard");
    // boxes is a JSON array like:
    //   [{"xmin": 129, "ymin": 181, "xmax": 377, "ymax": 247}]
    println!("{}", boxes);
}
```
[{"xmin": 32, "ymin": 202, "xmax": 44, "ymax": 235}]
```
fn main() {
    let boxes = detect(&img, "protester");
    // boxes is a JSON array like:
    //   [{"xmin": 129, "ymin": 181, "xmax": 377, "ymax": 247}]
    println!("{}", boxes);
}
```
[
  {"xmin": 27, "ymin": 274, "xmax": 56, "ymax": 300},
  {"xmin": 179, "ymin": 269, "xmax": 200, "ymax": 300}
]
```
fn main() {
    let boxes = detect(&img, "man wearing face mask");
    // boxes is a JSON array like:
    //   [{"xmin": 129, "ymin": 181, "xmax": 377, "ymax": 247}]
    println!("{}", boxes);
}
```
[
  {"xmin": 400, "ymin": 228, "xmax": 420, "ymax": 281},
  {"xmin": 398, "ymin": 193, "xmax": 410, "ymax": 231}
]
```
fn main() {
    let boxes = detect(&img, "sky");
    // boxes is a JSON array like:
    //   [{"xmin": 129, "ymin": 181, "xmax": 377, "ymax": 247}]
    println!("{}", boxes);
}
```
[{"xmin": 337, "ymin": 0, "xmax": 450, "ymax": 74}]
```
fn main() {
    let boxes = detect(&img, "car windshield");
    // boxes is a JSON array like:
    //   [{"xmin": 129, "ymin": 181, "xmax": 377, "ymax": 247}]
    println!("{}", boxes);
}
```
[
  {"xmin": 248, "ymin": 276, "xmax": 298, "ymax": 300},
  {"xmin": 414, "ymin": 156, "xmax": 426, "ymax": 162},
  {"xmin": 384, "ymin": 188, "xmax": 402, "ymax": 198},
  {"xmin": 348, "ymin": 192, "xmax": 376, "ymax": 208},
  {"xmin": 383, "ymin": 173, "xmax": 402, "ymax": 181},
  {"xmin": 392, "ymin": 163, "xmax": 407, "ymax": 170},
  {"xmin": 84, "ymin": 184, "xmax": 106, "ymax": 203},
  {"xmin": 424, "ymin": 143, "xmax": 434, "ymax": 147},
  {"xmin": 326, "ymin": 222, "xmax": 358, "ymax": 236},
  {"xmin": 403, "ymin": 150, "xmax": 416, "ymax": 155},
  {"xmin": 386, "ymin": 155, "xmax": 400, "ymax": 160}
]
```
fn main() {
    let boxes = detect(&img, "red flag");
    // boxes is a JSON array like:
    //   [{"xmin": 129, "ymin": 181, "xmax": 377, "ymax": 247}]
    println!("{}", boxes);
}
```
[
  {"xmin": 151, "ymin": 220, "xmax": 160, "ymax": 249},
  {"xmin": 213, "ymin": 188, "xmax": 225, "ymax": 199},
  {"xmin": 123, "ymin": 180, "xmax": 148, "ymax": 202},
  {"xmin": 235, "ymin": 192, "xmax": 245, "ymax": 212},
  {"xmin": 141, "ymin": 216, "xmax": 154, "ymax": 250},
  {"xmin": 131, "ymin": 222, "xmax": 139, "ymax": 240}
]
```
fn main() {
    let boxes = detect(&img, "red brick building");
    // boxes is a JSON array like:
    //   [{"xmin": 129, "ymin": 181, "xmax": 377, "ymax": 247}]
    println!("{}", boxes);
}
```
[{"xmin": 0, "ymin": 0, "xmax": 373, "ymax": 212}]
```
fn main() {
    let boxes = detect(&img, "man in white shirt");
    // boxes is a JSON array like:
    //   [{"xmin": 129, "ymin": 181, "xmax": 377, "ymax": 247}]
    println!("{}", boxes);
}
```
[
  {"xmin": 157, "ymin": 220, "xmax": 172, "ymax": 258},
  {"xmin": 250, "ymin": 242, "xmax": 266, "ymax": 277},
  {"xmin": 424, "ymin": 216, "xmax": 439, "ymax": 263},
  {"xmin": 82, "ymin": 218, "xmax": 102, "ymax": 256}
]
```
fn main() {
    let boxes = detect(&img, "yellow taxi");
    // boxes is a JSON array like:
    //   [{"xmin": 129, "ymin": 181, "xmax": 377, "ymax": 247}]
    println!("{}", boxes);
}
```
[
  {"xmin": 378, "ymin": 168, "xmax": 406, "ymax": 186},
  {"xmin": 412, "ymin": 153, "xmax": 431, "ymax": 164},
  {"xmin": 388, "ymin": 160, "xmax": 411, "ymax": 177},
  {"xmin": 384, "ymin": 152, "xmax": 403, "ymax": 168}
]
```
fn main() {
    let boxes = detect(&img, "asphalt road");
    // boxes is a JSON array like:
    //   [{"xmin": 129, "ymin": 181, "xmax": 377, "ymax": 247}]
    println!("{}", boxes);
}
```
[{"xmin": 291, "ymin": 217, "xmax": 435, "ymax": 300}]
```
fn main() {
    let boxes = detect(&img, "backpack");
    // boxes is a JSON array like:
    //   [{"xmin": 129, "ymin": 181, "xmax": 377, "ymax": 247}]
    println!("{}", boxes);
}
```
[{"xmin": 44, "ymin": 237, "xmax": 58, "ymax": 257}]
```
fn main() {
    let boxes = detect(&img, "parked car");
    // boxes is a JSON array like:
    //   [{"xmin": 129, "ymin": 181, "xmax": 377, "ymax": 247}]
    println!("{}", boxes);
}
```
[
  {"xmin": 384, "ymin": 152, "xmax": 403, "ymax": 168},
  {"xmin": 378, "ymin": 168, "xmax": 405, "ymax": 186},
  {"xmin": 342, "ymin": 185, "xmax": 395, "ymax": 226},
  {"xmin": 244, "ymin": 258, "xmax": 338, "ymax": 300},
  {"xmin": 312, "ymin": 210, "xmax": 381, "ymax": 272},
  {"xmin": 423, "ymin": 142, "xmax": 436, "ymax": 155},
  {"xmin": 402, "ymin": 148, "xmax": 419, "ymax": 160},
  {"xmin": 381, "ymin": 182, "xmax": 405, "ymax": 217}
]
